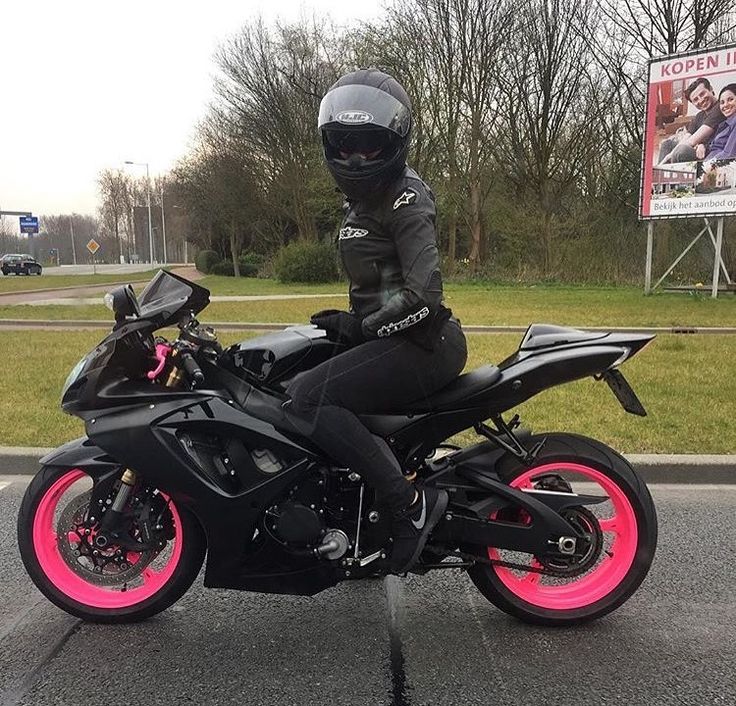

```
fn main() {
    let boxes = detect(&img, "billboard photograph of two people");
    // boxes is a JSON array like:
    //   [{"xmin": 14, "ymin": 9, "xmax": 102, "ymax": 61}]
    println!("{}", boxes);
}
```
[{"xmin": 641, "ymin": 44, "xmax": 736, "ymax": 219}]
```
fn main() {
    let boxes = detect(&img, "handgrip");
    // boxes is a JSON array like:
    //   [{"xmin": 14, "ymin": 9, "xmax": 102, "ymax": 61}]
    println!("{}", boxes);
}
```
[{"xmin": 180, "ymin": 352, "xmax": 205, "ymax": 387}]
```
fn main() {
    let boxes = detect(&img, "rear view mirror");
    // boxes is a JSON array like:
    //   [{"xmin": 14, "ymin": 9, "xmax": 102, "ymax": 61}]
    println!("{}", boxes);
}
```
[{"xmin": 104, "ymin": 284, "xmax": 141, "ymax": 324}]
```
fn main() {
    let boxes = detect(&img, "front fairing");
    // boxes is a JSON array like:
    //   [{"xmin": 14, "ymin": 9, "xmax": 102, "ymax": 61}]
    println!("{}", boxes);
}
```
[
  {"xmin": 61, "ymin": 319, "xmax": 157, "ymax": 416},
  {"xmin": 61, "ymin": 270, "xmax": 212, "ymax": 417}
]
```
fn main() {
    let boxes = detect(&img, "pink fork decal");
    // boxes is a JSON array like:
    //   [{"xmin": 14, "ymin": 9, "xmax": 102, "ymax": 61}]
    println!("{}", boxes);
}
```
[{"xmin": 147, "ymin": 343, "xmax": 171, "ymax": 380}]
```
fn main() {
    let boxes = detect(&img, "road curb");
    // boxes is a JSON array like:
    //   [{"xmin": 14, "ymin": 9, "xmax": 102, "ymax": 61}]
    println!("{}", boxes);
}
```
[{"xmin": 0, "ymin": 446, "xmax": 733, "ymax": 483}]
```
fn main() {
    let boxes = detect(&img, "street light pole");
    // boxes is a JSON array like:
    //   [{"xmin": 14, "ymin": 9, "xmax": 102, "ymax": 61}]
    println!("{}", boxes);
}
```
[
  {"xmin": 69, "ymin": 215, "xmax": 77, "ymax": 265},
  {"xmin": 160, "ymin": 184, "xmax": 168, "ymax": 264},
  {"xmin": 124, "ymin": 161, "xmax": 154, "ymax": 265}
]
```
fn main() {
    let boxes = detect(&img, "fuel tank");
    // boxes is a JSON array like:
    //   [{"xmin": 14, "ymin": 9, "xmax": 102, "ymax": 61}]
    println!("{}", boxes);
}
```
[{"xmin": 219, "ymin": 325, "xmax": 347, "ymax": 390}]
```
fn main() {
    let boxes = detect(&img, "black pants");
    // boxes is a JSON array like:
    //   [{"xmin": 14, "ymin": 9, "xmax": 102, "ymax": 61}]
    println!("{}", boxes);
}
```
[{"xmin": 285, "ymin": 319, "xmax": 468, "ymax": 512}]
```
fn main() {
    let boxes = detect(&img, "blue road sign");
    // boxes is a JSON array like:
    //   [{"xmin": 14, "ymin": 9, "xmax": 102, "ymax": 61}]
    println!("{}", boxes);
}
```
[{"xmin": 19, "ymin": 216, "xmax": 39, "ymax": 234}]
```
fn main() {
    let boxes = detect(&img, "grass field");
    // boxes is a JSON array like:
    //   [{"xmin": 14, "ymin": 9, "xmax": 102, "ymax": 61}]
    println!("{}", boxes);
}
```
[
  {"xmin": 0, "ymin": 329, "xmax": 733, "ymax": 453},
  {"xmin": 1, "ymin": 282, "xmax": 734, "ymax": 327}
]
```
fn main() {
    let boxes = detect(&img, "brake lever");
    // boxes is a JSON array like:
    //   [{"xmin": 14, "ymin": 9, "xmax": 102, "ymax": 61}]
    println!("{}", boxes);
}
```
[{"xmin": 147, "ymin": 343, "xmax": 171, "ymax": 380}]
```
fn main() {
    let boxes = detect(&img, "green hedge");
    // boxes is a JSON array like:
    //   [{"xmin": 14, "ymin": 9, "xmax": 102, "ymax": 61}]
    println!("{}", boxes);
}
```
[
  {"xmin": 274, "ymin": 241, "xmax": 339, "ymax": 283},
  {"xmin": 210, "ymin": 260, "xmax": 235, "ymax": 276},
  {"xmin": 238, "ymin": 251, "xmax": 264, "ymax": 277},
  {"xmin": 195, "ymin": 249, "xmax": 221, "ymax": 274}
]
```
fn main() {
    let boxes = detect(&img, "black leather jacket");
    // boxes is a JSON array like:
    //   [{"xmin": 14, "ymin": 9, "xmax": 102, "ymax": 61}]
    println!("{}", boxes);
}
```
[{"xmin": 338, "ymin": 166, "xmax": 451, "ymax": 349}]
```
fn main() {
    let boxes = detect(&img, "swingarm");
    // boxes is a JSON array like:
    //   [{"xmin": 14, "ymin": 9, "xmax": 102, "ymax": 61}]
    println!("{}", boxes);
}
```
[{"xmin": 431, "ymin": 468, "xmax": 606, "ymax": 557}]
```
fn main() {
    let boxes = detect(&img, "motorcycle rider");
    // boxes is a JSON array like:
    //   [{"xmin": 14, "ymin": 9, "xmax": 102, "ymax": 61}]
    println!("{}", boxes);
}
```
[{"xmin": 284, "ymin": 69, "xmax": 468, "ymax": 574}]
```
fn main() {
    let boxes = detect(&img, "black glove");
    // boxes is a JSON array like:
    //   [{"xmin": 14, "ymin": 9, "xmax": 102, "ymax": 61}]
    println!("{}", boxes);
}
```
[{"xmin": 310, "ymin": 310, "xmax": 364, "ymax": 347}]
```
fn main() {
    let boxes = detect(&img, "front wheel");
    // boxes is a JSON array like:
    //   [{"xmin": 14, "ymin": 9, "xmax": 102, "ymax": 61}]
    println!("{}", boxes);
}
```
[
  {"xmin": 18, "ymin": 466, "xmax": 206, "ymax": 623},
  {"xmin": 468, "ymin": 433, "xmax": 658, "ymax": 626}
]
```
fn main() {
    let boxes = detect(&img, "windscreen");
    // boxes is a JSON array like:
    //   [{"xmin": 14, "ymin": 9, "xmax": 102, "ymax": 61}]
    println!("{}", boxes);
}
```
[{"xmin": 137, "ymin": 270, "xmax": 210, "ymax": 328}]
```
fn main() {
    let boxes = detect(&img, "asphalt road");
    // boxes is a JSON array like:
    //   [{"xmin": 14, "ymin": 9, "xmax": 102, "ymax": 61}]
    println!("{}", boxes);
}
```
[{"xmin": 1, "ymin": 478, "xmax": 734, "ymax": 706}]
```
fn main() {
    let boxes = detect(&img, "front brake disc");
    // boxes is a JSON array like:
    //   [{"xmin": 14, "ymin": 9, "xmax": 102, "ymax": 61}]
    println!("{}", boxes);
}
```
[{"xmin": 57, "ymin": 490, "xmax": 157, "ymax": 586}]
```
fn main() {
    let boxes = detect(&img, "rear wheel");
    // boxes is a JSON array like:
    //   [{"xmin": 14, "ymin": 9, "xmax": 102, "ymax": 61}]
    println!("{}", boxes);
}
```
[
  {"xmin": 18, "ymin": 466, "xmax": 206, "ymax": 623},
  {"xmin": 468, "ymin": 434, "xmax": 657, "ymax": 626}
]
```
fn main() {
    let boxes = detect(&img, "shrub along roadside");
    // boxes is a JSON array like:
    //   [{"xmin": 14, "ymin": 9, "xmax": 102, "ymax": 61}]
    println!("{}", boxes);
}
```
[
  {"xmin": 0, "ymin": 330, "xmax": 733, "ymax": 453},
  {"xmin": 195, "ymin": 249, "xmax": 221, "ymax": 274},
  {"xmin": 274, "ymin": 241, "xmax": 340, "ymax": 283},
  {"xmin": 210, "ymin": 260, "xmax": 235, "ymax": 277}
]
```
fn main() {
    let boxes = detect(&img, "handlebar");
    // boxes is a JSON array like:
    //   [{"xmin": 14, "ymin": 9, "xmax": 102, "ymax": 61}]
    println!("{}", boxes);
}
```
[{"xmin": 180, "ymin": 351, "xmax": 205, "ymax": 388}]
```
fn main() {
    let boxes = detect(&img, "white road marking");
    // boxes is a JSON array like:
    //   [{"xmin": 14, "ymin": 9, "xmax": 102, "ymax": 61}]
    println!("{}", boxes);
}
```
[{"xmin": 0, "ymin": 482, "xmax": 10, "ymax": 492}]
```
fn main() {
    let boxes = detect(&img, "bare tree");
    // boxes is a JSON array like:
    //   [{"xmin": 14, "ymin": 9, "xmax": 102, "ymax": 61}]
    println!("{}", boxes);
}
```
[
  {"xmin": 491, "ymin": 0, "xmax": 600, "ymax": 274},
  {"xmin": 361, "ymin": 0, "xmax": 515, "ymax": 269},
  {"xmin": 212, "ymin": 16, "xmax": 344, "ymax": 241},
  {"xmin": 174, "ymin": 132, "xmax": 265, "ymax": 274},
  {"xmin": 97, "ymin": 169, "xmax": 133, "ymax": 262}
]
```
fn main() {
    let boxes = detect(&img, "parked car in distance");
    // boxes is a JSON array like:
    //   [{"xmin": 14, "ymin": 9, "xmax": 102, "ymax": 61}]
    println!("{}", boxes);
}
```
[{"xmin": 0, "ymin": 254, "xmax": 43, "ymax": 276}]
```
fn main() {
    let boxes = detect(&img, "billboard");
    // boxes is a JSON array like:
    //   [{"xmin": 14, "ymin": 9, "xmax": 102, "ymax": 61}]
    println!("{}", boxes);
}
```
[{"xmin": 640, "ymin": 43, "xmax": 736, "ymax": 219}]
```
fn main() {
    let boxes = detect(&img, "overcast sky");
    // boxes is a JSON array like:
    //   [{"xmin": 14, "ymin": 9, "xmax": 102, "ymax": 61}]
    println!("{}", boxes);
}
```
[{"xmin": 0, "ymin": 1, "xmax": 381, "ymax": 226}]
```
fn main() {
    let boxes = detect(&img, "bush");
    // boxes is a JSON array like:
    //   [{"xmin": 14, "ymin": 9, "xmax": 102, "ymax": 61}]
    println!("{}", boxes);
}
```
[
  {"xmin": 273, "ymin": 241, "xmax": 339, "ymax": 283},
  {"xmin": 210, "ymin": 260, "xmax": 235, "ymax": 277},
  {"xmin": 195, "ymin": 249, "xmax": 221, "ymax": 274},
  {"xmin": 238, "ymin": 251, "xmax": 264, "ymax": 277}
]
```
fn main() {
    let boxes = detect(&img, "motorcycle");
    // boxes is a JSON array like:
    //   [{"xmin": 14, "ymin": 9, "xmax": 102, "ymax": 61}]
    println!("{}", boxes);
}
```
[{"xmin": 18, "ymin": 270, "xmax": 657, "ymax": 626}]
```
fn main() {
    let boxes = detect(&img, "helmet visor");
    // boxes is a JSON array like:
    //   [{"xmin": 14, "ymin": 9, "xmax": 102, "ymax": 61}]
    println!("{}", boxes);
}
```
[
  {"xmin": 318, "ymin": 85, "xmax": 411, "ymax": 137},
  {"xmin": 325, "ymin": 129, "xmax": 396, "ymax": 158}
]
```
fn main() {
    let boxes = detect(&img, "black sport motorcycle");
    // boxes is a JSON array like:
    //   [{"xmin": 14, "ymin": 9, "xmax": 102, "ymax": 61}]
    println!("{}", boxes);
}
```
[{"xmin": 18, "ymin": 270, "xmax": 658, "ymax": 626}]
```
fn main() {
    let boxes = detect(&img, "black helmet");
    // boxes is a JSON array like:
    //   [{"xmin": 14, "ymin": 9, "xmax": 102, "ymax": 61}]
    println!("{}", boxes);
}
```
[{"xmin": 318, "ymin": 69, "xmax": 412, "ymax": 200}]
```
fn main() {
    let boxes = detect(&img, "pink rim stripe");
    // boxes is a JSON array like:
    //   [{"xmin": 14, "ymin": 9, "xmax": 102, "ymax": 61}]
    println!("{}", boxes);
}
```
[
  {"xmin": 32, "ymin": 469, "xmax": 183, "ymax": 610},
  {"xmin": 488, "ymin": 462, "xmax": 638, "ymax": 610}
]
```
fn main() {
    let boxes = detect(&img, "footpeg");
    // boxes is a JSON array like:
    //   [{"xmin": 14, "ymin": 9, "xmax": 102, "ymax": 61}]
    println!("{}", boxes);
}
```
[{"xmin": 358, "ymin": 549, "xmax": 385, "ymax": 567}]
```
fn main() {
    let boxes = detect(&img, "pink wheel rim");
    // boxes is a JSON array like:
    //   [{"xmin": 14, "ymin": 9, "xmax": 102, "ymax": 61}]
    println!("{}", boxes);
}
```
[
  {"xmin": 488, "ymin": 462, "xmax": 638, "ymax": 610},
  {"xmin": 32, "ymin": 469, "xmax": 184, "ymax": 609}
]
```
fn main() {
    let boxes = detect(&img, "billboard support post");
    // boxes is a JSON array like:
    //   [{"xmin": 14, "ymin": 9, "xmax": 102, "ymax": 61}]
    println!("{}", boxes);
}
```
[
  {"xmin": 712, "ymin": 218, "xmax": 724, "ymax": 298},
  {"xmin": 645, "ymin": 222, "xmax": 654, "ymax": 294},
  {"xmin": 645, "ymin": 217, "xmax": 732, "ymax": 296},
  {"xmin": 704, "ymin": 218, "xmax": 732, "ymax": 288}
]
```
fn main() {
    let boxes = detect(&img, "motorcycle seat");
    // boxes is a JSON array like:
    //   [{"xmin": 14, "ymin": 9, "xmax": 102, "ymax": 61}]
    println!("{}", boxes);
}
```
[{"xmin": 400, "ymin": 364, "xmax": 502, "ymax": 414}]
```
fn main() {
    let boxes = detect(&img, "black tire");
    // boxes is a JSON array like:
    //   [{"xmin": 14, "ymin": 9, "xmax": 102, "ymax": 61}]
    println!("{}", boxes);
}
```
[
  {"xmin": 18, "ymin": 465, "xmax": 207, "ymax": 623},
  {"xmin": 467, "ymin": 433, "xmax": 657, "ymax": 626}
]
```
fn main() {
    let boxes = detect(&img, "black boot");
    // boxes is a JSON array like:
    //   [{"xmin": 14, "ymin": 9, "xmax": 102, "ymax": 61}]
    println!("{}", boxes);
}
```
[{"xmin": 389, "ymin": 486, "xmax": 448, "ymax": 574}]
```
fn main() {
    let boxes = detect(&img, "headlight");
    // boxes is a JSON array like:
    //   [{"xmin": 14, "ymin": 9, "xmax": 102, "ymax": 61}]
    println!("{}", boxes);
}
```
[{"xmin": 61, "ymin": 355, "xmax": 88, "ymax": 397}]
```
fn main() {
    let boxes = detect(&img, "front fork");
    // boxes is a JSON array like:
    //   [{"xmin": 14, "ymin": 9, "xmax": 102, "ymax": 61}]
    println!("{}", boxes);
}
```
[
  {"xmin": 94, "ymin": 345, "xmax": 185, "ymax": 547},
  {"xmin": 93, "ymin": 468, "xmax": 138, "ymax": 549}
]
